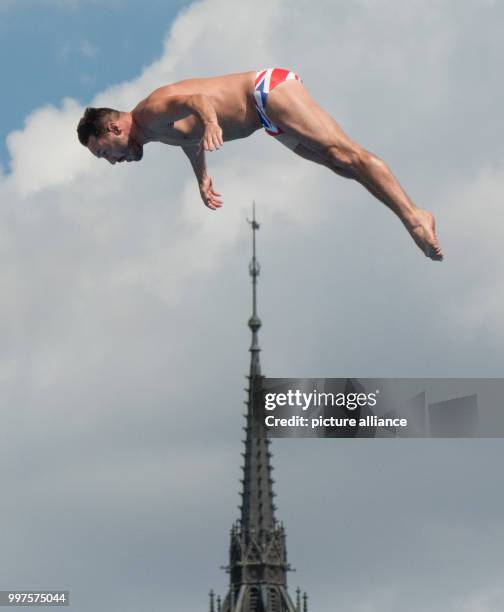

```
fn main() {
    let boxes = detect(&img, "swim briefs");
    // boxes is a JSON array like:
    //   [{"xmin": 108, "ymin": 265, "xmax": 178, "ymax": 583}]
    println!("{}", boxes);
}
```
[{"xmin": 253, "ymin": 68, "xmax": 302, "ymax": 150}]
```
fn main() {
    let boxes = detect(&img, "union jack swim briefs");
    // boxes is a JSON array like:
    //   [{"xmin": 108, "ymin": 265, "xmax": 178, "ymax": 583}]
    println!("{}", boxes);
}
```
[{"xmin": 253, "ymin": 68, "xmax": 301, "ymax": 136}]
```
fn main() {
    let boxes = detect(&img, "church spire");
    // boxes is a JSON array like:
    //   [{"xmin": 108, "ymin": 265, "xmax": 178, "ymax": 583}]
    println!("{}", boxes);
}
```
[
  {"xmin": 240, "ymin": 202, "xmax": 275, "ymax": 533},
  {"xmin": 211, "ymin": 204, "xmax": 304, "ymax": 611}
]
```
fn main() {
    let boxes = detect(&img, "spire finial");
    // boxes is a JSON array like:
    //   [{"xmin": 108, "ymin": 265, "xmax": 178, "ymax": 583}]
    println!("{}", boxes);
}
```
[
  {"xmin": 247, "ymin": 202, "xmax": 261, "ymax": 376},
  {"xmin": 247, "ymin": 201, "xmax": 261, "ymax": 319}
]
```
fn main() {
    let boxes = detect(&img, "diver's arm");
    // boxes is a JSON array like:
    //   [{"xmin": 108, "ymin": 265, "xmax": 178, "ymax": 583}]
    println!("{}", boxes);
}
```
[{"xmin": 182, "ymin": 145, "xmax": 223, "ymax": 210}]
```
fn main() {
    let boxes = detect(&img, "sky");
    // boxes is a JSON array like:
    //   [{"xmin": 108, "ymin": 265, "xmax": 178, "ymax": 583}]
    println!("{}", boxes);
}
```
[
  {"xmin": 1, "ymin": 0, "xmax": 504, "ymax": 611},
  {"xmin": 0, "ymin": 0, "xmax": 187, "ymax": 166}
]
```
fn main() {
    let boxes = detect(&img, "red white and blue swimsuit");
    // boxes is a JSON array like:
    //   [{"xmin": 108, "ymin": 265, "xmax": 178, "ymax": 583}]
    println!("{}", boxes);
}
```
[{"xmin": 253, "ymin": 68, "xmax": 301, "ymax": 136}]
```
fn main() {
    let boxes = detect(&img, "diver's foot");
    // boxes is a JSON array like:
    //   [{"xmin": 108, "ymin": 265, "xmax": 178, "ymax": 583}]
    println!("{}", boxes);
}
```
[{"xmin": 408, "ymin": 209, "xmax": 444, "ymax": 261}]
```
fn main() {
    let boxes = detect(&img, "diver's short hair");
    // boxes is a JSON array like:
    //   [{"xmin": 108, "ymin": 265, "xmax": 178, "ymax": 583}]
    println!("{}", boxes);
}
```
[{"xmin": 76, "ymin": 107, "xmax": 119, "ymax": 146}]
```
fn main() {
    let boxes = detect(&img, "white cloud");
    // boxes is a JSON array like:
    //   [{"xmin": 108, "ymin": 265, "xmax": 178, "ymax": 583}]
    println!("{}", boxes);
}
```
[
  {"xmin": 5, "ymin": 97, "xmax": 93, "ymax": 197},
  {"xmin": 459, "ymin": 585, "xmax": 504, "ymax": 612},
  {"xmin": 440, "ymin": 160, "xmax": 504, "ymax": 341},
  {"xmin": 1, "ymin": 0, "xmax": 504, "ymax": 610}
]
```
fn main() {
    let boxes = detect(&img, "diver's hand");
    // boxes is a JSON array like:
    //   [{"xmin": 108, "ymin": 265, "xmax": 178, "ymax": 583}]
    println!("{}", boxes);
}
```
[
  {"xmin": 201, "ymin": 121, "xmax": 223, "ymax": 152},
  {"xmin": 199, "ymin": 176, "xmax": 223, "ymax": 210}
]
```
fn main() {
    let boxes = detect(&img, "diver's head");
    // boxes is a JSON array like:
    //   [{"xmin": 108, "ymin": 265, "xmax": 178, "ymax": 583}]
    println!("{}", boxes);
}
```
[{"xmin": 77, "ymin": 107, "xmax": 143, "ymax": 164}]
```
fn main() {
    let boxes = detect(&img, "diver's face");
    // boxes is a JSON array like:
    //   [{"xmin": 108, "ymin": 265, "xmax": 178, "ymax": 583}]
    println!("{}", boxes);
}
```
[{"xmin": 88, "ymin": 124, "xmax": 143, "ymax": 165}]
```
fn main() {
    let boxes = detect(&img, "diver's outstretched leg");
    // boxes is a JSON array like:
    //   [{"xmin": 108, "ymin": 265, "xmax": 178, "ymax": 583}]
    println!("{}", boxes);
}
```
[{"xmin": 268, "ymin": 80, "xmax": 444, "ymax": 261}]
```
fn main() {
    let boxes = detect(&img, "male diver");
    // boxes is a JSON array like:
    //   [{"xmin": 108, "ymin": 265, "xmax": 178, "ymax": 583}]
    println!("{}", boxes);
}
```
[{"xmin": 77, "ymin": 68, "xmax": 443, "ymax": 260}]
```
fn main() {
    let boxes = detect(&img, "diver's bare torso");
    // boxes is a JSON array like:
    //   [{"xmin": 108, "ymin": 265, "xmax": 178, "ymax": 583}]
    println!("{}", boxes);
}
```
[{"xmin": 132, "ymin": 71, "xmax": 261, "ymax": 147}]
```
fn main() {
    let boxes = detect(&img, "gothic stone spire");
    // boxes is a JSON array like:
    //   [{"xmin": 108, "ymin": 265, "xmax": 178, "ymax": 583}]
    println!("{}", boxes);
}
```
[{"xmin": 214, "ymin": 205, "xmax": 304, "ymax": 612}]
